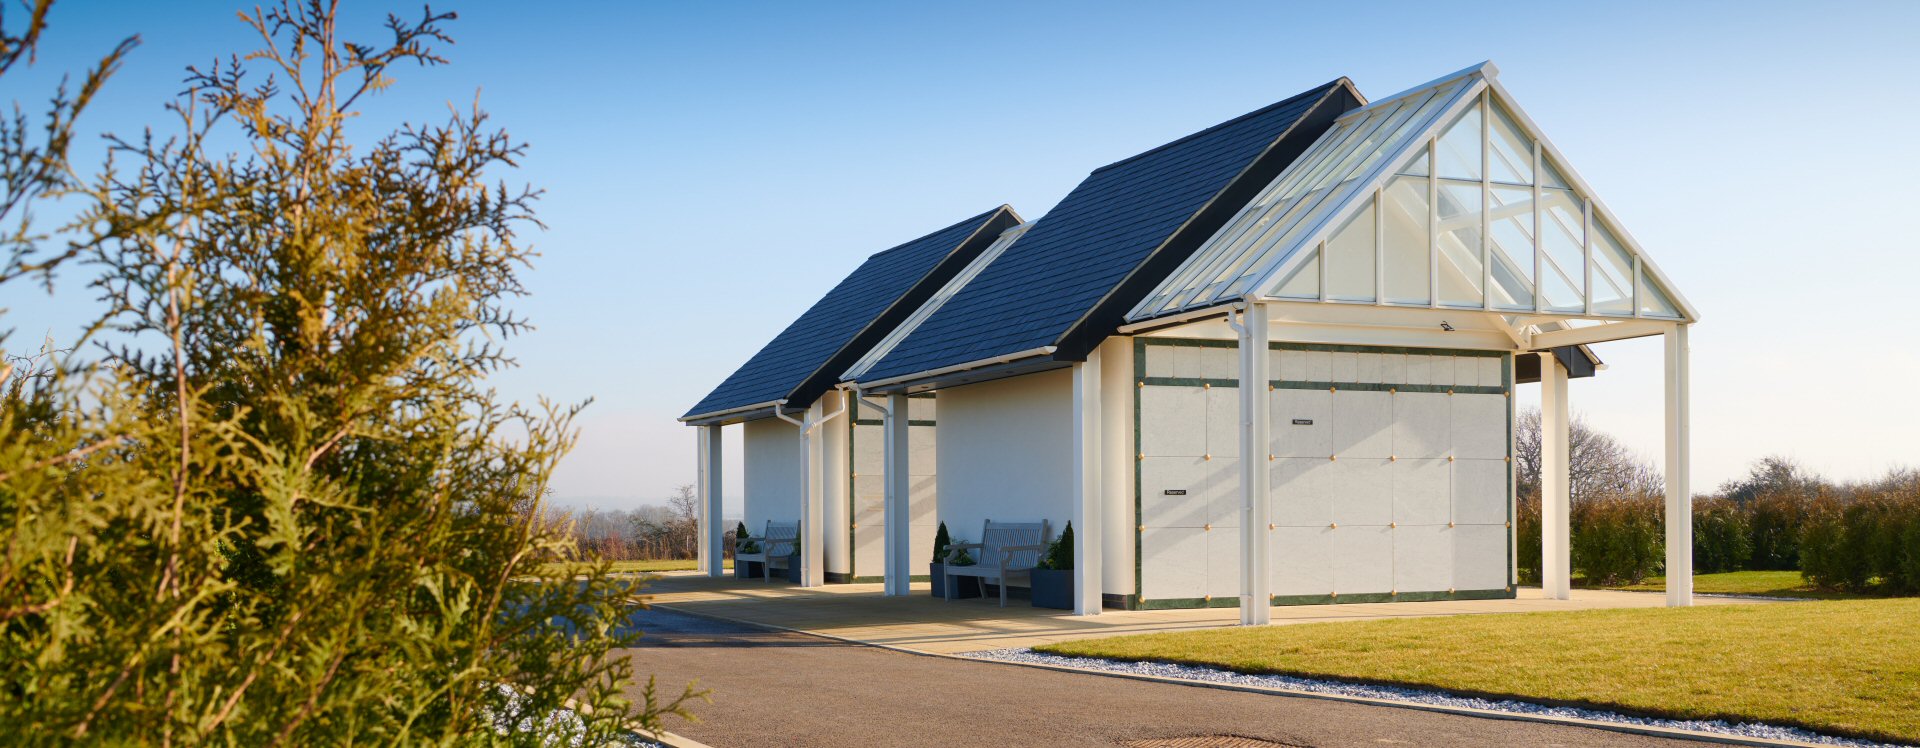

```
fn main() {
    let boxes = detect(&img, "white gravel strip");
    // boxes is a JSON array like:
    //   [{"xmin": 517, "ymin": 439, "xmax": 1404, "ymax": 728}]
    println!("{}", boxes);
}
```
[{"xmin": 966, "ymin": 648, "xmax": 1901, "ymax": 748}]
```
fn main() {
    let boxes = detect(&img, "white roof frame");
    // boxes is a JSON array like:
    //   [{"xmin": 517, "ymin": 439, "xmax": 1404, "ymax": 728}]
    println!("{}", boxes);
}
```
[{"xmin": 1127, "ymin": 61, "xmax": 1700, "ymax": 339}]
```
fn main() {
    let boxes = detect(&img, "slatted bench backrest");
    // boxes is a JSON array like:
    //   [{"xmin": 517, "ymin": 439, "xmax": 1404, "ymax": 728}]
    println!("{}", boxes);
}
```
[
  {"xmin": 979, "ymin": 520, "xmax": 1046, "ymax": 570},
  {"xmin": 762, "ymin": 521, "xmax": 799, "ymax": 557}
]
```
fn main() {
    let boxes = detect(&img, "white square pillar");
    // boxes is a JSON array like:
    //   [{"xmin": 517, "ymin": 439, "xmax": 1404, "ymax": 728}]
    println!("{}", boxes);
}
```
[
  {"xmin": 1238, "ymin": 302, "xmax": 1272, "ymax": 626},
  {"xmin": 1072, "ymin": 347, "xmax": 1104, "ymax": 616},
  {"xmin": 882, "ymin": 393, "xmax": 913, "ymax": 596},
  {"xmin": 800, "ymin": 401, "xmax": 827, "ymax": 588},
  {"xmin": 821, "ymin": 390, "xmax": 850, "ymax": 581},
  {"xmin": 697, "ymin": 424, "xmax": 725, "ymax": 577},
  {"xmin": 1663, "ymin": 325, "xmax": 1693, "ymax": 607},
  {"xmin": 1538, "ymin": 352, "xmax": 1571, "ymax": 600}
]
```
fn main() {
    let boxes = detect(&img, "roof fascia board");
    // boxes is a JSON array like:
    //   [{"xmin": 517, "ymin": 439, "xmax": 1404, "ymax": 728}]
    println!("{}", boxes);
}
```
[
  {"xmin": 1244, "ymin": 76, "xmax": 1489, "ymax": 306},
  {"xmin": 1479, "ymin": 76, "xmax": 1700, "ymax": 323},
  {"xmin": 1344, "ymin": 60, "xmax": 1496, "ymax": 119},
  {"xmin": 775, "ymin": 206, "xmax": 1024, "ymax": 412},
  {"xmin": 862, "ymin": 356, "xmax": 1071, "ymax": 396},
  {"xmin": 1047, "ymin": 79, "xmax": 1365, "ymax": 363},
  {"xmin": 855, "ymin": 345, "xmax": 1057, "ymax": 392},
  {"xmin": 678, "ymin": 400, "xmax": 782, "ymax": 427}
]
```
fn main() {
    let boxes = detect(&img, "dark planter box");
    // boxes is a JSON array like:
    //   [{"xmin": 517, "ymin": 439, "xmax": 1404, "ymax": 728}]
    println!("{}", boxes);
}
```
[
  {"xmin": 782, "ymin": 554, "xmax": 802, "ymax": 583},
  {"xmin": 931, "ymin": 563, "xmax": 980, "ymax": 599},
  {"xmin": 732, "ymin": 558, "xmax": 751, "ymax": 579},
  {"xmin": 1030, "ymin": 568, "xmax": 1073, "ymax": 610}
]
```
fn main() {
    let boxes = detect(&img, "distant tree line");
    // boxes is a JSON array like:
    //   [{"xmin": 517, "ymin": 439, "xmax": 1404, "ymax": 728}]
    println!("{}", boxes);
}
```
[
  {"xmin": 540, "ymin": 485, "xmax": 723, "ymax": 562},
  {"xmin": 1515, "ymin": 410, "xmax": 1920, "ymax": 593}
]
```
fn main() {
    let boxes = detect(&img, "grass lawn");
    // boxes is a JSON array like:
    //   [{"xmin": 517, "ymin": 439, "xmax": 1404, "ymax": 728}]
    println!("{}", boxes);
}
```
[
  {"xmin": 1038, "ymin": 599, "xmax": 1920, "ymax": 744},
  {"xmin": 538, "ymin": 559, "xmax": 727, "ymax": 575},
  {"xmin": 1598, "ymin": 570, "xmax": 1878, "ymax": 600}
]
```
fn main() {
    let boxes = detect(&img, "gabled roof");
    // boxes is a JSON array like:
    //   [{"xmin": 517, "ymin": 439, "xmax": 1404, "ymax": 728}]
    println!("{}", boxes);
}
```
[
  {"xmin": 681, "ymin": 206, "xmax": 1021, "ymax": 423},
  {"xmin": 853, "ymin": 79, "xmax": 1361, "ymax": 387},
  {"xmin": 1129, "ymin": 62, "xmax": 1698, "ymax": 325},
  {"xmin": 840, "ymin": 220, "xmax": 1033, "ymax": 382}
]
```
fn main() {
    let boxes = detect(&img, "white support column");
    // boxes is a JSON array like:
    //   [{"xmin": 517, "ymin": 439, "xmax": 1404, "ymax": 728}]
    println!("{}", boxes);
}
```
[
  {"xmin": 882, "ymin": 393, "xmax": 913, "ymax": 596},
  {"xmin": 697, "ymin": 425, "xmax": 725, "ymax": 578},
  {"xmin": 1071, "ymin": 347, "xmax": 1104, "ymax": 616},
  {"xmin": 1238, "ymin": 303, "xmax": 1272, "ymax": 626},
  {"xmin": 801, "ymin": 401, "xmax": 827, "ymax": 588},
  {"xmin": 1664, "ymin": 325, "xmax": 1693, "ymax": 607},
  {"xmin": 1538, "ymin": 352, "xmax": 1572, "ymax": 600},
  {"xmin": 822, "ymin": 390, "xmax": 851, "ymax": 582}
]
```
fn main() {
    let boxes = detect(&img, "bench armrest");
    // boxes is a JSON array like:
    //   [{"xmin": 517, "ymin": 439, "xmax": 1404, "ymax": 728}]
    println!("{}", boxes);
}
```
[{"xmin": 998, "ymin": 544, "xmax": 1046, "ymax": 569}]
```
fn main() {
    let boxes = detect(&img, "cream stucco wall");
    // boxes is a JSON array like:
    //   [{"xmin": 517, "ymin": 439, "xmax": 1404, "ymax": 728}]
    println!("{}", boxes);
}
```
[
  {"xmin": 741, "ymin": 417, "xmax": 801, "ymax": 531},
  {"xmin": 934, "ymin": 369, "xmax": 1075, "ymax": 548}
]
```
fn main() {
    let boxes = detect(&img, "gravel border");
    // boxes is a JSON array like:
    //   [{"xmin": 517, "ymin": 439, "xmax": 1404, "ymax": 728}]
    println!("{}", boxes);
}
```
[{"xmin": 966, "ymin": 648, "xmax": 1901, "ymax": 748}]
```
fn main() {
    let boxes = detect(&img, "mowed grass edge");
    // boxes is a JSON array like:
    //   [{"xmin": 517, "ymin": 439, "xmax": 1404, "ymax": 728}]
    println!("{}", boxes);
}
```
[{"xmin": 1036, "ymin": 599, "xmax": 1920, "ymax": 744}]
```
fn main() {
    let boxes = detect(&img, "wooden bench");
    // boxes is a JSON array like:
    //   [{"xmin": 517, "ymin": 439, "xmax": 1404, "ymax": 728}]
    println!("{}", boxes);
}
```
[
  {"xmin": 735, "ymin": 520, "xmax": 798, "ymax": 583},
  {"xmin": 944, "ymin": 519, "xmax": 1049, "ymax": 607}
]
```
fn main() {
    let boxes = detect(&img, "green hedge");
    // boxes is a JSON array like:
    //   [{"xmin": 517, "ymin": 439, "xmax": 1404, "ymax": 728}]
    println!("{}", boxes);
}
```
[
  {"xmin": 1571, "ymin": 496, "xmax": 1664, "ymax": 585},
  {"xmin": 1800, "ymin": 493, "xmax": 1920, "ymax": 594}
]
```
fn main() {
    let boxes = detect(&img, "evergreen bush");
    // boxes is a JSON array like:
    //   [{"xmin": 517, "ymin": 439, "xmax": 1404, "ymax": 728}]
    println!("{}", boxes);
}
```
[
  {"xmin": 932, "ymin": 521, "xmax": 951, "ymax": 564},
  {"xmin": 1040, "ymin": 523, "xmax": 1074, "ymax": 570},
  {"xmin": 1692, "ymin": 496, "xmax": 1754, "ymax": 573},
  {"xmin": 1571, "ymin": 496, "xmax": 1663, "ymax": 585}
]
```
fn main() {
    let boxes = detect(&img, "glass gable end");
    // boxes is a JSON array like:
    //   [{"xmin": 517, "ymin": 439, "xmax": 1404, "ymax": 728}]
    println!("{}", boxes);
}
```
[{"xmin": 1126, "ymin": 63, "xmax": 1694, "ymax": 324}]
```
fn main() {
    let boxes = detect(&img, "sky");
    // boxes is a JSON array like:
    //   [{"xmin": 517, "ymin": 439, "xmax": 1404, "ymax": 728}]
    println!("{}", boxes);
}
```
[{"xmin": 8, "ymin": 1, "xmax": 1919, "ymax": 512}]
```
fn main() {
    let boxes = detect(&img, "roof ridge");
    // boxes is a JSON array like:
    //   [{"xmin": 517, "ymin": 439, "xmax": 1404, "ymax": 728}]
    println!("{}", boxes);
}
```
[
  {"xmin": 867, "ymin": 205, "xmax": 1010, "ymax": 259},
  {"xmin": 1088, "ymin": 78, "xmax": 1350, "ymax": 175}
]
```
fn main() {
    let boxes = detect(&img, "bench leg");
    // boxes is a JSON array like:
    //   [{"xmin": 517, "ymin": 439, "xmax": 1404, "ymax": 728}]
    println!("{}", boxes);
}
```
[{"xmin": 999, "ymin": 578, "xmax": 1007, "ymax": 607}]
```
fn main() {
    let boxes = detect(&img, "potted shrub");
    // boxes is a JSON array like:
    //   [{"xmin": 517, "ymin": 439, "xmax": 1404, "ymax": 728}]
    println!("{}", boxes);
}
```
[
  {"xmin": 929, "ymin": 522, "xmax": 951, "ymax": 597},
  {"xmin": 782, "ymin": 536, "xmax": 803, "ymax": 583},
  {"xmin": 1031, "ymin": 522, "xmax": 1074, "ymax": 610},
  {"xmin": 733, "ymin": 522, "xmax": 757, "ymax": 579},
  {"xmin": 943, "ymin": 542, "xmax": 980, "ymax": 600}
]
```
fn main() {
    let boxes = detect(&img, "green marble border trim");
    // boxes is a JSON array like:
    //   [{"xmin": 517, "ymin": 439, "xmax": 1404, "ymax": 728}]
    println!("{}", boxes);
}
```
[{"xmin": 1139, "ymin": 588, "xmax": 1517, "ymax": 610}]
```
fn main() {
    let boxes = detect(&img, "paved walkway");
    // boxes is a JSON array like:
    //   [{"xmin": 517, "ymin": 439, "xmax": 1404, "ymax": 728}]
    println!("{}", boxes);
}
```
[
  {"xmin": 622, "ymin": 605, "xmax": 1717, "ymax": 748},
  {"xmin": 638, "ymin": 572, "xmax": 1764, "ymax": 654}
]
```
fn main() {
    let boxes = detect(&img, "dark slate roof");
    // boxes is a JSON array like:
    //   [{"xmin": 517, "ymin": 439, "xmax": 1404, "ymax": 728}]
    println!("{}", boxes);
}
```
[
  {"xmin": 683, "ymin": 206, "xmax": 1019, "ymax": 421},
  {"xmin": 856, "ymin": 80, "xmax": 1359, "ymax": 384}
]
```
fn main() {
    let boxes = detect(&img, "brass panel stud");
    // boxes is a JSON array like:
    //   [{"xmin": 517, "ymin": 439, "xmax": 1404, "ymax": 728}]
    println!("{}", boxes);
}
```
[
  {"xmin": 1448, "ymin": 389, "xmax": 1455, "ymax": 396},
  {"xmin": 1204, "ymin": 453, "xmax": 1212, "ymax": 461},
  {"xmin": 1391, "ymin": 590, "xmax": 1398, "ymax": 596},
  {"xmin": 1329, "ymin": 522, "xmax": 1338, "ymax": 529},
  {"xmin": 851, "ymin": 472, "xmax": 858, "ymax": 478},
  {"xmin": 1389, "ymin": 387, "xmax": 1397, "ymax": 395},
  {"xmin": 1448, "ymin": 521, "xmax": 1456, "ymax": 528},
  {"xmin": 1506, "ymin": 521, "xmax": 1513, "ymax": 528},
  {"xmin": 1268, "ymin": 453, "xmax": 1275, "ymax": 461},
  {"xmin": 1390, "ymin": 455, "xmax": 1397, "ymax": 462},
  {"xmin": 1137, "ymin": 453, "xmax": 1144, "ymax": 461},
  {"xmin": 1505, "ymin": 456, "xmax": 1512, "ymax": 463},
  {"xmin": 1204, "ymin": 594, "xmax": 1212, "ymax": 602},
  {"xmin": 1331, "ymin": 592, "xmax": 1339, "ymax": 599},
  {"xmin": 1204, "ymin": 524, "xmax": 1212, "ymax": 532},
  {"xmin": 1449, "ymin": 587, "xmax": 1456, "ymax": 594},
  {"xmin": 1137, "ymin": 381, "xmax": 1144, "ymax": 389},
  {"xmin": 1390, "ymin": 522, "xmax": 1398, "ymax": 529},
  {"xmin": 1329, "ymin": 386, "xmax": 1337, "ymax": 393},
  {"xmin": 1448, "ymin": 455, "xmax": 1455, "ymax": 462},
  {"xmin": 1203, "ymin": 382, "xmax": 1211, "ymax": 389},
  {"xmin": 1138, "ymin": 524, "xmax": 1146, "ymax": 532},
  {"xmin": 1268, "ymin": 523, "xmax": 1276, "ymax": 530},
  {"xmin": 1268, "ymin": 383, "xmax": 1275, "ymax": 391},
  {"xmin": 1330, "ymin": 455, "xmax": 1337, "ymax": 462}
]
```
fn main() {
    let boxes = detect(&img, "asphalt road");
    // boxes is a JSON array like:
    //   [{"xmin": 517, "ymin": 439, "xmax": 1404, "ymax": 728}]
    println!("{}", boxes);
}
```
[{"xmin": 618, "ymin": 606, "xmax": 1705, "ymax": 748}]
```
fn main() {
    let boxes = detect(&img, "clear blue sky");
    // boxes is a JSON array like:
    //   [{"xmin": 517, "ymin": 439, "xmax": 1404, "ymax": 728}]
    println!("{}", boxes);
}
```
[{"xmin": 11, "ymin": 1, "xmax": 1919, "ymax": 510}]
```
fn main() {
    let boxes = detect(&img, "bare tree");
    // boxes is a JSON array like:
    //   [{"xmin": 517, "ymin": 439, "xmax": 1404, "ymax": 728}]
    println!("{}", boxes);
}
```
[{"xmin": 1516, "ymin": 408, "xmax": 1663, "ymax": 505}]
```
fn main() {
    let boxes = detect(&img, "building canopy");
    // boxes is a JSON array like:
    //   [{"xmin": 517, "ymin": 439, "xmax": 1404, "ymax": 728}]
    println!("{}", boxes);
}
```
[{"xmin": 1129, "ymin": 62, "xmax": 1697, "ymax": 327}]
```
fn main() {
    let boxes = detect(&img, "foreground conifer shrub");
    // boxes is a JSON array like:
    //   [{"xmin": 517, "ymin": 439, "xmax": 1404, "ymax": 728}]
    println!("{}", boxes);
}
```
[{"xmin": 0, "ymin": 2, "xmax": 698, "ymax": 742}]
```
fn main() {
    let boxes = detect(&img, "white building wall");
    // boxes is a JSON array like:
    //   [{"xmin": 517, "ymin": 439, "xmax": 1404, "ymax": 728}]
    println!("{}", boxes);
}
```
[
  {"xmin": 935, "ymin": 369, "xmax": 1075, "ymax": 551},
  {"xmin": 742, "ymin": 417, "xmax": 801, "ymax": 531},
  {"xmin": 851, "ymin": 395, "xmax": 938, "ymax": 579}
]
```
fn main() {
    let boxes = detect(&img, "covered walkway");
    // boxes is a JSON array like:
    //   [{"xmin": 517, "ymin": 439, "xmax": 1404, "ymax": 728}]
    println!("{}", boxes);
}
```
[{"xmin": 635, "ymin": 572, "xmax": 1765, "ymax": 655}]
